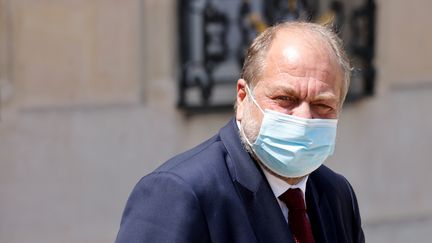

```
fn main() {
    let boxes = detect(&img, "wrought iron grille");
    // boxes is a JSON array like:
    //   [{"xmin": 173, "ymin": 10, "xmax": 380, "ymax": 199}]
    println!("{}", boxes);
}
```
[{"xmin": 177, "ymin": 0, "xmax": 376, "ymax": 114}]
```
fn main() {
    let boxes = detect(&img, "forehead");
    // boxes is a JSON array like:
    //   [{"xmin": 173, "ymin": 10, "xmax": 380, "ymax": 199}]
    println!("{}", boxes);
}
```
[{"xmin": 259, "ymin": 29, "xmax": 343, "ymax": 95}]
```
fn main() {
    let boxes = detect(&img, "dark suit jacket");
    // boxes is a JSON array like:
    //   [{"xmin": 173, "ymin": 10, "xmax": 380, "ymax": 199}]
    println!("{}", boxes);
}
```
[{"xmin": 116, "ymin": 118, "xmax": 365, "ymax": 243}]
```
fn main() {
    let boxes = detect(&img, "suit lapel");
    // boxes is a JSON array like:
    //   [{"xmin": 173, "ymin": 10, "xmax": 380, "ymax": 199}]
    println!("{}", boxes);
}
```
[
  {"xmin": 306, "ymin": 174, "xmax": 337, "ymax": 243},
  {"xmin": 220, "ymin": 119, "xmax": 294, "ymax": 243},
  {"xmin": 234, "ymin": 179, "xmax": 295, "ymax": 243}
]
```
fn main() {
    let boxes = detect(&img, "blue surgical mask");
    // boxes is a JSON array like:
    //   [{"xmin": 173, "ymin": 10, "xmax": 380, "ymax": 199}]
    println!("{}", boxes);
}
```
[{"xmin": 241, "ymin": 85, "xmax": 338, "ymax": 178}]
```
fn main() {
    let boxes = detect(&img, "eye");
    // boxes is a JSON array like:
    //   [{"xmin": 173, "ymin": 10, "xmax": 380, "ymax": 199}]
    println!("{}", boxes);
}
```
[
  {"xmin": 276, "ymin": 96, "xmax": 292, "ymax": 101},
  {"xmin": 274, "ymin": 96, "xmax": 298, "ymax": 106},
  {"xmin": 313, "ymin": 103, "xmax": 336, "ymax": 115}
]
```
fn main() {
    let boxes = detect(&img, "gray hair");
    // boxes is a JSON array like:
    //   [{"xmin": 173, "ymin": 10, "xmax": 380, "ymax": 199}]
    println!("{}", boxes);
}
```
[{"xmin": 240, "ymin": 21, "xmax": 352, "ymax": 105}]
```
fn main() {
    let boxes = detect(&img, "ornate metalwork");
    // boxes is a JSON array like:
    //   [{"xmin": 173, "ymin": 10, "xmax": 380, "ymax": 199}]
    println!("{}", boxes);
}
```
[{"xmin": 177, "ymin": 0, "xmax": 376, "ymax": 113}]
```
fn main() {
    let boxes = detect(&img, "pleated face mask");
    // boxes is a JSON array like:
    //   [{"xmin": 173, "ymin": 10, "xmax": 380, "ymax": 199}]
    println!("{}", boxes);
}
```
[{"xmin": 241, "ymin": 85, "xmax": 338, "ymax": 178}]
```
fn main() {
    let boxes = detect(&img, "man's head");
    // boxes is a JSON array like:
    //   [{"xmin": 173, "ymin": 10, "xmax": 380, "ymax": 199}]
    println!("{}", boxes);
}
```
[
  {"xmin": 238, "ymin": 22, "xmax": 350, "ymax": 107},
  {"xmin": 236, "ymin": 22, "xmax": 350, "ymax": 182}
]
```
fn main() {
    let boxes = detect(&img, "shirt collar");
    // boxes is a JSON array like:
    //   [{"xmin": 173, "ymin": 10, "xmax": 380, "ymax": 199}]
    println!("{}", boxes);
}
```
[{"xmin": 260, "ymin": 164, "xmax": 309, "ymax": 199}]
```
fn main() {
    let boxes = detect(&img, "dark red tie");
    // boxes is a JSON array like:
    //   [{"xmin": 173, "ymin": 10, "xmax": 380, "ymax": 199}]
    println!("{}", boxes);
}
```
[{"xmin": 279, "ymin": 188, "xmax": 315, "ymax": 243}]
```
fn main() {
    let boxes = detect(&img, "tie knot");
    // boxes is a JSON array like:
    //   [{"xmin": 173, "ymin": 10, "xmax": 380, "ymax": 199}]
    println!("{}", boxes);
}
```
[{"xmin": 279, "ymin": 188, "xmax": 306, "ymax": 211}]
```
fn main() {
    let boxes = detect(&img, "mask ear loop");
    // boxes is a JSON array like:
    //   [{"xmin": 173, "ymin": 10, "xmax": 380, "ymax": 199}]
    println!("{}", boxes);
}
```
[
  {"xmin": 239, "ymin": 84, "xmax": 264, "ymax": 147},
  {"xmin": 245, "ymin": 84, "xmax": 265, "ymax": 114}
]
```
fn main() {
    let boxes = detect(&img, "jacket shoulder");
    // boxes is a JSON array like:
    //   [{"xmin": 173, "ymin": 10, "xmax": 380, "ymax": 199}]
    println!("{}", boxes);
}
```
[
  {"xmin": 154, "ymin": 133, "xmax": 228, "ymax": 179},
  {"xmin": 310, "ymin": 165, "xmax": 354, "ymax": 196}
]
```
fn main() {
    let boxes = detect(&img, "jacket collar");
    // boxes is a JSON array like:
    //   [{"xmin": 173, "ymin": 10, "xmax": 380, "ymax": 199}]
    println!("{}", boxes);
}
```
[
  {"xmin": 219, "ymin": 118, "xmax": 262, "ymax": 193},
  {"xmin": 219, "ymin": 118, "xmax": 295, "ymax": 243}
]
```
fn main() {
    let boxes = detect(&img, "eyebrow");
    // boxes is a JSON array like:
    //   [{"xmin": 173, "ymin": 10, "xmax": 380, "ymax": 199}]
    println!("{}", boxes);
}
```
[
  {"xmin": 314, "ymin": 92, "xmax": 338, "ymax": 102},
  {"xmin": 266, "ymin": 85, "xmax": 338, "ymax": 103},
  {"xmin": 313, "ymin": 93, "xmax": 340, "ymax": 108}
]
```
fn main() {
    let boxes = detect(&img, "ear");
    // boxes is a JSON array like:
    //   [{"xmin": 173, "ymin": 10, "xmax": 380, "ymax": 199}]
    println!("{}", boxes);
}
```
[{"xmin": 236, "ymin": 79, "xmax": 247, "ymax": 121}]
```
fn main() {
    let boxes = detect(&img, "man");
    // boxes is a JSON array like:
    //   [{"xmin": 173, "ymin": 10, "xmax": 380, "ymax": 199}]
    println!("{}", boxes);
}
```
[{"xmin": 116, "ymin": 22, "xmax": 364, "ymax": 243}]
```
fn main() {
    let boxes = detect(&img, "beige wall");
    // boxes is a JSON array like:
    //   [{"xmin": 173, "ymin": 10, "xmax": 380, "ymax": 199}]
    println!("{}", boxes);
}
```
[
  {"xmin": 376, "ymin": 0, "xmax": 432, "ymax": 88},
  {"xmin": 1, "ymin": 0, "xmax": 432, "ymax": 242},
  {"xmin": 10, "ymin": 0, "xmax": 143, "ymax": 107}
]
